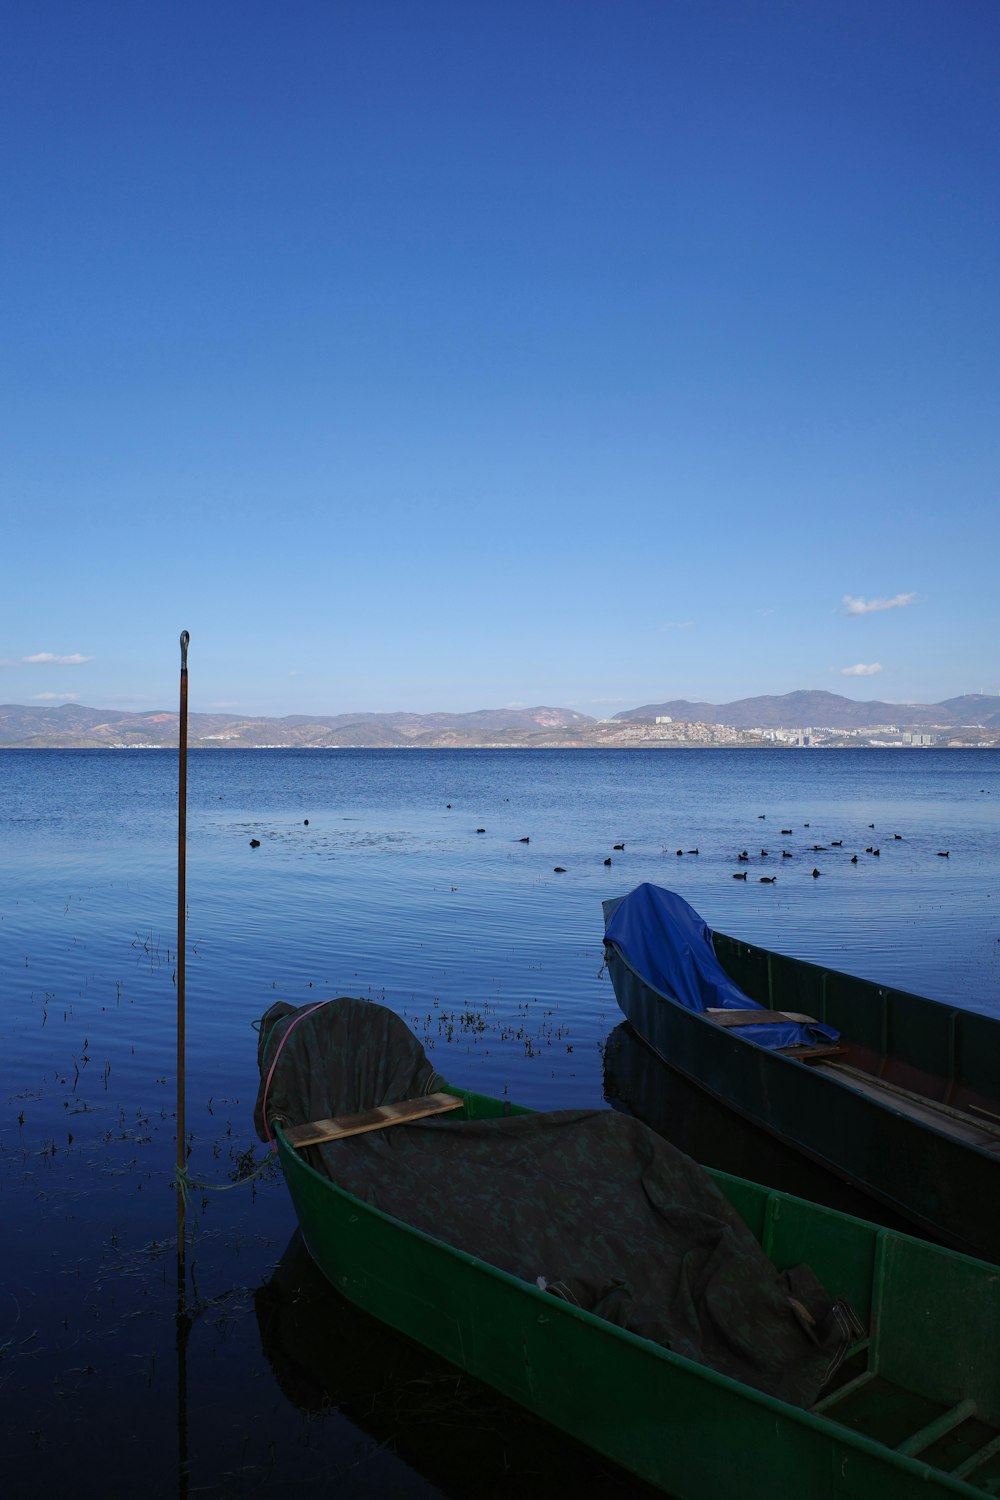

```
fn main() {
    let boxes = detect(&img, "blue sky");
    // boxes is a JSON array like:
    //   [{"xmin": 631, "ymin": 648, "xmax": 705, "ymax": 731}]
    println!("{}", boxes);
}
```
[{"xmin": 3, "ymin": 0, "xmax": 997, "ymax": 717}]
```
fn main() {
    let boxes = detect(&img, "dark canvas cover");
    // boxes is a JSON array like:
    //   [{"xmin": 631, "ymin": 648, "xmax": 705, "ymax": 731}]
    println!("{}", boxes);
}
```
[{"xmin": 255, "ymin": 997, "xmax": 857, "ymax": 1407}]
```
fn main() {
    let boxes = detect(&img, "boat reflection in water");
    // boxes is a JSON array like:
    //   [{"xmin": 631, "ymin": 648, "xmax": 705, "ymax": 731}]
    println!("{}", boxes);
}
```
[
  {"xmin": 255, "ymin": 1231, "xmax": 660, "ymax": 1499},
  {"xmin": 602, "ymin": 1020, "xmax": 919, "ymax": 1236}
]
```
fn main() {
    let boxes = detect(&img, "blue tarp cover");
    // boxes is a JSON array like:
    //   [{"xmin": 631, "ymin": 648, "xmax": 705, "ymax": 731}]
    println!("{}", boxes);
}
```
[{"xmin": 604, "ymin": 883, "xmax": 839, "ymax": 1050}]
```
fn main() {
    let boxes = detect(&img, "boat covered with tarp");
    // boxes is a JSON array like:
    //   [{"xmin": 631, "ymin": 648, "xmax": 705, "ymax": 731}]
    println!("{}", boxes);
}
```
[
  {"xmin": 603, "ymin": 882, "xmax": 1000, "ymax": 1263},
  {"xmin": 255, "ymin": 995, "xmax": 1000, "ymax": 1498}
]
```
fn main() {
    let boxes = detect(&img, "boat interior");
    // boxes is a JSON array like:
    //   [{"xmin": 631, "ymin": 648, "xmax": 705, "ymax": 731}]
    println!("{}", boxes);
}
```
[
  {"xmin": 283, "ymin": 1082, "xmax": 1000, "ymax": 1493},
  {"xmin": 713, "ymin": 934, "xmax": 1000, "ymax": 1156},
  {"xmin": 718, "ymin": 1170, "xmax": 1000, "ymax": 1492}
]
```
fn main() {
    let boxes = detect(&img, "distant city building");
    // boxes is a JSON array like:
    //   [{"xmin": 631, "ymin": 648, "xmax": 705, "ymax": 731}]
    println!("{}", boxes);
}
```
[{"xmin": 655, "ymin": 715, "xmax": 673, "ymax": 724}]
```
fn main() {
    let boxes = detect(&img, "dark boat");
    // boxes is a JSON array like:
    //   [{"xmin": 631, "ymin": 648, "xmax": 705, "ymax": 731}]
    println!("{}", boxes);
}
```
[
  {"xmin": 254, "ymin": 994, "xmax": 1000, "ymax": 1499},
  {"xmin": 602, "ymin": 1020, "xmax": 917, "ymax": 1234},
  {"xmin": 603, "ymin": 882, "xmax": 1000, "ymax": 1263}
]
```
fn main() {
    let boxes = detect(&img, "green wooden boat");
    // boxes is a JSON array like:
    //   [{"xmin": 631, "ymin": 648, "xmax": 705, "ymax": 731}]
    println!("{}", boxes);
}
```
[
  {"xmin": 603, "ymin": 883, "xmax": 1000, "ymax": 1264},
  {"xmin": 260, "ymin": 1008, "xmax": 1000, "ymax": 1498}
]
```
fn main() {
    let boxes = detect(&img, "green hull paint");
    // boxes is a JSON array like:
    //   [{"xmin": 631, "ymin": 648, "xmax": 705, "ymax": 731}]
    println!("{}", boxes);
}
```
[
  {"xmin": 603, "ymin": 900, "xmax": 1000, "ymax": 1264},
  {"xmin": 275, "ymin": 1086, "xmax": 1000, "ymax": 1498}
]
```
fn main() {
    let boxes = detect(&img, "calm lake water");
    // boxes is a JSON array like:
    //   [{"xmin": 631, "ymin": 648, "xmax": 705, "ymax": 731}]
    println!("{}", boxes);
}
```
[{"xmin": 2, "ymin": 747, "xmax": 999, "ymax": 1498}]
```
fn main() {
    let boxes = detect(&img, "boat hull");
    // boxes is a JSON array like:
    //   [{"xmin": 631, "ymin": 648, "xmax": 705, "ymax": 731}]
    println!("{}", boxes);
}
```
[
  {"xmin": 603, "ymin": 939, "xmax": 1000, "ymax": 1264},
  {"xmin": 275, "ymin": 1096, "xmax": 1000, "ymax": 1499}
]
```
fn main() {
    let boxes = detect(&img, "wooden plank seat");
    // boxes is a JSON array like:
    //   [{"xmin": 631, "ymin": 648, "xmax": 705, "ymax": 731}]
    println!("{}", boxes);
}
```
[
  {"xmin": 706, "ymin": 1007, "xmax": 819, "ymax": 1027},
  {"xmin": 283, "ymin": 1091, "xmax": 463, "ymax": 1149},
  {"xmin": 777, "ymin": 1043, "xmax": 848, "ymax": 1061},
  {"xmin": 704, "ymin": 1008, "xmax": 847, "ymax": 1062}
]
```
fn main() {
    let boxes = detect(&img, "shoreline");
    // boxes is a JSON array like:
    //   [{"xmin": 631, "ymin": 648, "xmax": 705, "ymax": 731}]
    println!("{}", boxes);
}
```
[{"xmin": 2, "ymin": 739, "xmax": 998, "ymax": 752}]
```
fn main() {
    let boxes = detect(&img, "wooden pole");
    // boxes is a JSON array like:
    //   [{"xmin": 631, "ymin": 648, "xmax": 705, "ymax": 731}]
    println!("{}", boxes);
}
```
[
  {"xmin": 176, "ymin": 636, "xmax": 191, "ymax": 1500},
  {"xmin": 175, "ymin": 632, "xmax": 191, "ymax": 1497},
  {"xmin": 177, "ymin": 630, "xmax": 190, "ymax": 1248}
]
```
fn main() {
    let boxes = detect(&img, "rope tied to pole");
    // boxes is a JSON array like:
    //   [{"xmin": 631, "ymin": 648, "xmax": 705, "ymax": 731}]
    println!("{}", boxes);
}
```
[{"xmin": 173, "ymin": 1153, "xmax": 279, "ymax": 1230}]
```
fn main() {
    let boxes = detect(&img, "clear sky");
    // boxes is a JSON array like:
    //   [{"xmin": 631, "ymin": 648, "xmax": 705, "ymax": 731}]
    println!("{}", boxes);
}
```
[{"xmin": 3, "ymin": 0, "xmax": 998, "ymax": 717}]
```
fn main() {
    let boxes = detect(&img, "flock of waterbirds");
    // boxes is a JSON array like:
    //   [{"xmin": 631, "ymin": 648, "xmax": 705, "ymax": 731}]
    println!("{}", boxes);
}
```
[
  {"xmin": 728, "ymin": 820, "xmax": 936, "ymax": 881},
  {"xmin": 243, "ymin": 806, "xmax": 957, "ymax": 883},
  {"xmin": 466, "ymin": 808, "xmax": 955, "ymax": 882}
]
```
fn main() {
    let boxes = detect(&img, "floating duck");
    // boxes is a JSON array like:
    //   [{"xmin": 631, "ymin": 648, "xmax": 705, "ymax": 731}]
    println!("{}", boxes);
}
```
[
  {"xmin": 850, "ymin": 855, "xmax": 858, "ymax": 863},
  {"xmin": 476, "ymin": 828, "xmax": 486, "ymax": 833},
  {"xmin": 687, "ymin": 848, "xmax": 699, "ymax": 855},
  {"xmin": 937, "ymin": 851, "xmax": 950, "ymax": 857},
  {"xmin": 733, "ymin": 871, "xmax": 747, "ymax": 880},
  {"xmin": 812, "ymin": 868, "xmax": 822, "ymax": 878},
  {"xmin": 613, "ymin": 842, "xmax": 625, "ymax": 850},
  {"xmin": 781, "ymin": 829, "xmax": 792, "ymax": 835},
  {"xmin": 603, "ymin": 857, "xmax": 612, "ymax": 866},
  {"xmin": 249, "ymin": 838, "xmax": 260, "ymax": 848},
  {"xmin": 782, "ymin": 850, "xmax": 793, "ymax": 858},
  {"xmin": 518, "ymin": 836, "xmax": 530, "ymax": 843},
  {"xmin": 760, "ymin": 876, "xmax": 776, "ymax": 883},
  {"xmin": 553, "ymin": 866, "xmax": 566, "ymax": 873}
]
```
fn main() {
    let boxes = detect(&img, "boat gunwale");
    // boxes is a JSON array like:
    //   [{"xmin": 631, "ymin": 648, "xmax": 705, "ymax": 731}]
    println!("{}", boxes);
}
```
[
  {"xmin": 272, "ymin": 1113, "xmax": 993, "ymax": 1498},
  {"xmin": 602, "ymin": 937, "xmax": 999, "ymax": 1162}
]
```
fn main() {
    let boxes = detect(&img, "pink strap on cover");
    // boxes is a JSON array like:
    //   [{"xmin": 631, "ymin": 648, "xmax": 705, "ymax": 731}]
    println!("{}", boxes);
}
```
[{"xmin": 260, "ymin": 999, "xmax": 334, "ymax": 1150}]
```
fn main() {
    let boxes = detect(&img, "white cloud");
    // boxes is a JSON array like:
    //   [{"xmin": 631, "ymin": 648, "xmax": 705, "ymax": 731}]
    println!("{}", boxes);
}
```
[
  {"xmin": 22, "ymin": 651, "xmax": 92, "ymax": 665},
  {"xmin": 32, "ymin": 691, "xmax": 81, "ymax": 701},
  {"xmin": 842, "ymin": 593, "xmax": 917, "ymax": 616},
  {"xmin": 839, "ymin": 662, "xmax": 884, "ymax": 677}
]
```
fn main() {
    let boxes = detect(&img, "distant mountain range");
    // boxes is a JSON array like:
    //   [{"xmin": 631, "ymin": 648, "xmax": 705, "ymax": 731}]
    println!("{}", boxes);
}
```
[
  {"xmin": 614, "ymin": 691, "xmax": 1000, "ymax": 730},
  {"xmin": 0, "ymin": 702, "xmax": 594, "ymax": 749},
  {"xmin": 1, "ymin": 691, "xmax": 998, "ymax": 749}
]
